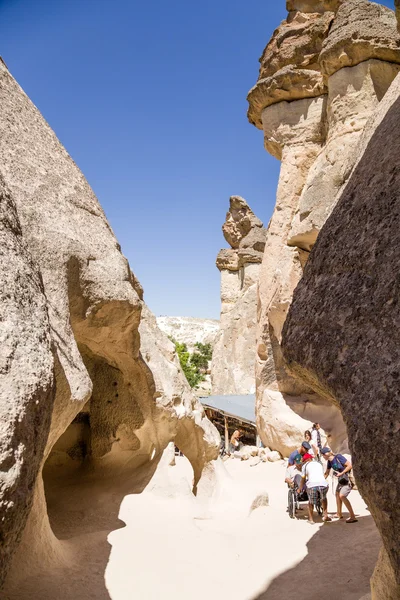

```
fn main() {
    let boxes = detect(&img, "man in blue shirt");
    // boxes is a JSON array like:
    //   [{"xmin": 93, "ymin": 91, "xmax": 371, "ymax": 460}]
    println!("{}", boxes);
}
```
[{"xmin": 288, "ymin": 441, "xmax": 311, "ymax": 466}]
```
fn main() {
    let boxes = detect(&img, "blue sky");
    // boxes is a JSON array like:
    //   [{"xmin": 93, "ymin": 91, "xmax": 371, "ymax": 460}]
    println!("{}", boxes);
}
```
[{"xmin": 0, "ymin": 0, "xmax": 395, "ymax": 319}]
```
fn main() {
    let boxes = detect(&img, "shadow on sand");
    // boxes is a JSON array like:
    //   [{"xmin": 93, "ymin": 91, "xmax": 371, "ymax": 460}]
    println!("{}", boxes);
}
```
[
  {"xmin": 254, "ymin": 514, "xmax": 379, "ymax": 600},
  {"xmin": 4, "ymin": 459, "xmax": 160, "ymax": 600},
  {"xmin": 46, "ymin": 459, "xmax": 161, "ymax": 600}
]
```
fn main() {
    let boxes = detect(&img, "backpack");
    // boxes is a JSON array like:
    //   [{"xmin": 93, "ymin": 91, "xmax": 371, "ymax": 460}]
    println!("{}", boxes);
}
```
[{"xmin": 332, "ymin": 455, "xmax": 351, "ymax": 486}]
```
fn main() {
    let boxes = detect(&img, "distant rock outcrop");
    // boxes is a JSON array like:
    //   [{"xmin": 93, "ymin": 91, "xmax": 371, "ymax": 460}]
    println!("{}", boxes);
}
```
[
  {"xmin": 247, "ymin": 0, "xmax": 400, "ymax": 457},
  {"xmin": 0, "ymin": 59, "xmax": 219, "ymax": 590},
  {"xmin": 156, "ymin": 317, "xmax": 219, "ymax": 352},
  {"xmin": 211, "ymin": 196, "xmax": 266, "ymax": 395},
  {"xmin": 156, "ymin": 316, "xmax": 219, "ymax": 395}
]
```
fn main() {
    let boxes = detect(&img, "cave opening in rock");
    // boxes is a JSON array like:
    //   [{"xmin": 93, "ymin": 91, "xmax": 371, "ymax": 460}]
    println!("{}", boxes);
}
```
[{"xmin": 42, "ymin": 346, "xmax": 162, "ymax": 542}]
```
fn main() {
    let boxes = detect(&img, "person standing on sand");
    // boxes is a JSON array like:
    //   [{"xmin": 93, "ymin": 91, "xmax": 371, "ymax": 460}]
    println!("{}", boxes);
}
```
[
  {"xmin": 298, "ymin": 454, "xmax": 331, "ymax": 524},
  {"xmin": 311, "ymin": 423, "xmax": 323, "ymax": 459},
  {"xmin": 322, "ymin": 447, "xmax": 358, "ymax": 523},
  {"xmin": 304, "ymin": 430, "xmax": 317, "ymax": 457}
]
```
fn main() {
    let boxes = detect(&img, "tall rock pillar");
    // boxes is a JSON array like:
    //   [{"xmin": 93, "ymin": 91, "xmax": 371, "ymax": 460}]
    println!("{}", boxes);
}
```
[
  {"xmin": 211, "ymin": 196, "xmax": 266, "ymax": 395},
  {"xmin": 247, "ymin": 0, "xmax": 400, "ymax": 457},
  {"xmin": 247, "ymin": 3, "xmax": 345, "ymax": 455}
]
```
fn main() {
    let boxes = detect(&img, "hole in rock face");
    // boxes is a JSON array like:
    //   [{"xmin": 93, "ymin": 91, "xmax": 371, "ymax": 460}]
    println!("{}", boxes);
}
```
[
  {"xmin": 50, "ymin": 411, "xmax": 91, "ymax": 464},
  {"xmin": 43, "ymin": 408, "xmax": 160, "ymax": 543},
  {"xmin": 40, "ymin": 407, "xmax": 162, "ymax": 600},
  {"xmin": 43, "ymin": 346, "xmax": 160, "ymax": 543}
]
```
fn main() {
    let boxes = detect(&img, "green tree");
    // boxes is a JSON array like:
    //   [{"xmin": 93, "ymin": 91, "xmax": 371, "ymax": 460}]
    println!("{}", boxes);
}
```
[
  {"xmin": 190, "ymin": 351, "xmax": 209, "ymax": 372},
  {"xmin": 169, "ymin": 338, "xmax": 205, "ymax": 388},
  {"xmin": 194, "ymin": 342, "xmax": 213, "ymax": 361}
]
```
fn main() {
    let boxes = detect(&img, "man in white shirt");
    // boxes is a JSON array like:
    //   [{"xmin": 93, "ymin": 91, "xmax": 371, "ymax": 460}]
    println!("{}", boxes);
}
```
[{"xmin": 298, "ymin": 454, "xmax": 331, "ymax": 524}]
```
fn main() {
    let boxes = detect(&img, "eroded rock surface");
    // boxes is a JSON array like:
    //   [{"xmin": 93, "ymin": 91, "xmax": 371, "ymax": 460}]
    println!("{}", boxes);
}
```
[
  {"xmin": 319, "ymin": 0, "xmax": 400, "ymax": 76},
  {"xmin": 287, "ymin": 0, "xmax": 343, "ymax": 11},
  {"xmin": 247, "ymin": 3, "xmax": 336, "ymax": 129},
  {"xmin": 0, "ymin": 178, "xmax": 55, "ymax": 585},
  {"xmin": 282, "ymin": 73, "xmax": 400, "ymax": 600},
  {"xmin": 211, "ymin": 197, "xmax": 266, "ymax": 395},
  {"xmin": 0, "ymin": 60, "xmax": 219, "ymax": 591},
  {"xmin": 248, "ymin": 0, "xmax": 400, "ymax": 456},
  {"xmin": 141, "ymin": 307, "xmax": 219, "ymax": 488}
]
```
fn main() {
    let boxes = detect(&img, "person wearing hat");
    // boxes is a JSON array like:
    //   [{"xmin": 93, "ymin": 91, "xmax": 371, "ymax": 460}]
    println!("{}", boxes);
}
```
[
  {"xmin": 285, "ymin": 453, "xmax": 303, "ymax": 489},
  {"xmin": 321, "ymin": 447, "xmax": 357, "ymax": 523},
  {"xmin": 298, "ymin": 453, "xmax": 331, "ymax": 524},
  {"xmin": 288, "ymin": 441, "xmax": 311, "ymax": 466}
]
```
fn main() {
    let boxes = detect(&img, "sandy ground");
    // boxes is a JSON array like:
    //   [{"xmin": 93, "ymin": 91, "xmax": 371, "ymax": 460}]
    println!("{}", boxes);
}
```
[{"xmin": 4, "ymin": 455, "xmax": 380, "ymax": 600}]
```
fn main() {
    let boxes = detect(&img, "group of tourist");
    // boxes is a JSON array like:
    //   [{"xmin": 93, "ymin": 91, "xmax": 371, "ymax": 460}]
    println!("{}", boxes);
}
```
[{"xmin": 285, "ymin": 423, "xmax": 358, "ymax": 524}]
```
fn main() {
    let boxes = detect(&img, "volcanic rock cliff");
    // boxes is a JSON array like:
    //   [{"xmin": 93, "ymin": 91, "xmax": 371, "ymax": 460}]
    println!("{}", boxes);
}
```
[
  {"xmin": 247, "ymin": 0, "xmax": 400, "ymax": 456},
  {"xmin": 211, "ymin": 196, "xmax": 266, "ymax": 395},
  {"xmin": 0, "ymin": 59, "xmax": 219, "ymax": 592},
  {"xmin": 248, "ymin": 0, "xmax": 400, "ymax": 597},
  {"xmin": 282, "ymin": 68, "xmax": 400, "ymax": 600}
]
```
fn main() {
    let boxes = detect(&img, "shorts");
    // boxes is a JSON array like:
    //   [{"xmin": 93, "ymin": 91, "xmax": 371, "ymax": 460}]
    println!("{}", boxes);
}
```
[
  {"xmin": 337, "ymin": 484, "xmax": 352, "ymax": 497},
  {"xmin": 307, "ymin": 485, "xmax": 328, "ymax": 506}
]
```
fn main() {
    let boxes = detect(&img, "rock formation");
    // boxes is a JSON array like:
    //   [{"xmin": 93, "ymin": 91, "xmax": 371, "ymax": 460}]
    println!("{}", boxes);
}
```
[
  {"xmin": 282, "ymin": 71, "xmax": 400, "ymax": 600},
  {"xmin": 211, "ymin": 196, "xmax": 266, "ymax": 395},
  {"xmin": 247, "ymin": 0, "xmax": 400, "ymax": 456},
  {"xmin": 0, "ymin": 176, "xmax": 55, "ymax": 580},
  {"xmin": 156, "ymin": 317, "xmax": 219, "ymax": 351},
  {"xmin": 140, "ymin": 307, "xmax": 219, "ymax": 487},
  {"xmin": 0, "ymin": 59, "xmax": 219, "ymax": 590}
]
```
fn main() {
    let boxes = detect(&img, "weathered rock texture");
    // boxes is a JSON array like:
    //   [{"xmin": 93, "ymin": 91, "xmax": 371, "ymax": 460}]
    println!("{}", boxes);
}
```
[
  {"xmin": 319, "ymin": 0, "xmax": 400, "ymax": 76},
  {"xmin": 0, "ymin": 177, "xmax": 55, "ymax": 580},
  {"xmin": 211, "ymin": 197, "xmax": 266, "ymax": 395},
  {"xmin": 141, "ymin": 307, "xmax": 219, "ymax": 488},
  {"xmin": 247, "ymin": 0, "xmax": 400, "ymax": 457},
  {"xmin": 282, "ymin": 72, "xmax": 400, "ymax": 600},
  {"xmin": 0, "ymin": 60, "xmax": 219, "ymax": 590}
]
